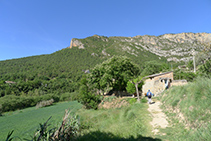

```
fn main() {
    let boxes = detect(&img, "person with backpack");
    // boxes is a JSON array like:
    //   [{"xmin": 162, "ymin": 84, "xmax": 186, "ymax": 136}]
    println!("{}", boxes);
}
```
[{"xmin": 147, "ymin": 90, "xmax": 153, "ymax": 104}]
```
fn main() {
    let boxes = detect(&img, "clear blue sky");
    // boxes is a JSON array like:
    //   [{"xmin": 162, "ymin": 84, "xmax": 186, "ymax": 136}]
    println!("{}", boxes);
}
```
[{"xmin": 0, "ymin": 0, "xmax": 211, "ymax": 61}]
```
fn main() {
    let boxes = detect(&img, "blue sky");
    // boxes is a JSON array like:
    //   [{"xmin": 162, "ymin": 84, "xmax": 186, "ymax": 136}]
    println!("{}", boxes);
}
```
[{"xmin": 0, "ymin": 0, "xmax": 211, "ymax": 61}]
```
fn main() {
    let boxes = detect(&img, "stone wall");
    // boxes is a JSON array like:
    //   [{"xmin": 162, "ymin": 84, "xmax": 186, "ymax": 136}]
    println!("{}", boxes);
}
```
[
  {"xmin": 142, "ymin": 72, "xmax": 174, "ymax": 95},
  {"xmin": 171, "ymin": 80, "xmax": 188, "ymax": 86}
]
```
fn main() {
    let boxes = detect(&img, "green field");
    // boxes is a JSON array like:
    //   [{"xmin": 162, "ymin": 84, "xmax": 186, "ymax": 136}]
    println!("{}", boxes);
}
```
[
  {"xmin": 0, "ymin": 101, "xmax": 82, "ymax": 140},
  {"xmin": 0, "ymin": 98, "xmax": 162, "ymax": 140}
]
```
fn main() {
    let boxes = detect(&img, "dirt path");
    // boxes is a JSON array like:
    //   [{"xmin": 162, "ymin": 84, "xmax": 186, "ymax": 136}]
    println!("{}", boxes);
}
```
[{"xmin": 148, "ymin": 100, "xmax": 169, "ymax": 135}]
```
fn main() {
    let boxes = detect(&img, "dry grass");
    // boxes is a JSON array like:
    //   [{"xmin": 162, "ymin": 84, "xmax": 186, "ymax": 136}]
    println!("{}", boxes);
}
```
[{"xmin": 36, "ymin": 99, "xmax": 54, "ymax": 109}]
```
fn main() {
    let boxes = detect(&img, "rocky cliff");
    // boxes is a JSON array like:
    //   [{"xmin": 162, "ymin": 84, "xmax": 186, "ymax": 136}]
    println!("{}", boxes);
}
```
[{"xmin": 69, "ymin": 33, "xmax": 211, "ymax": 62}]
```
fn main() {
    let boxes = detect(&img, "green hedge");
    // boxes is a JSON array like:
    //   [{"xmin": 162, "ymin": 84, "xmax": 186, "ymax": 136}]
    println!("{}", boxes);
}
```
[{"xmin": 0, "ymin": 92, "xmax": 77, "ymax": 113}]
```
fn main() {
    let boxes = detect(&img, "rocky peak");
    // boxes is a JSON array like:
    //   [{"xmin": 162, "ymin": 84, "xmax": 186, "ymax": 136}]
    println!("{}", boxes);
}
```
[
  {"xmin": 69, "ymin": 38, "xmax": 84, "ymax": 49},
  {"xmin": 161, "ymin": 32, "xmax": 211, "ymax": 43}
]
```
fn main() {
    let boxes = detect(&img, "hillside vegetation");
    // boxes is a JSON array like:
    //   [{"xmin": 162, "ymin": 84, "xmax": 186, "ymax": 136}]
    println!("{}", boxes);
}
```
[
  {"xmin": 0, "ymin": 33, "xmax": 210, "ymax": 113},
  {"xmin": 158, "ymin": 77, "xmax": 211, "ymax": 140}
]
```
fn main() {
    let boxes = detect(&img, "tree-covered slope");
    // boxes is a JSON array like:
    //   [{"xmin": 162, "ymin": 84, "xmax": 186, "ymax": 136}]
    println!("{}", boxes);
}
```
[{"xmin": 0, "ymin": 33, "xmax": 210, "ymax": 100}]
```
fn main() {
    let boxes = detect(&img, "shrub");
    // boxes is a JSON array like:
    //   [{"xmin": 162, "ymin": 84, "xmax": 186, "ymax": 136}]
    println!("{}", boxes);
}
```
[
  {"xmin": 103, "ymin": 96, "xmax": 117, "ymax": 102},
  {"xmin": 78, "ymin": 82, "xmax": 102, "ymax": 110},
  {"xmin": 32, "ymin": 110, "xmax": 80, "ymax": 140},
  {"xmin": 0, "ymin": 94, "xmax": 61, "ymax": 112},
  {"xmin": 60, "ymin": 92, "xmax": 78, "ymax": 101},
  {"xmin": 36, "ymin": 99, "xmax": 54, "ymax": 109}
]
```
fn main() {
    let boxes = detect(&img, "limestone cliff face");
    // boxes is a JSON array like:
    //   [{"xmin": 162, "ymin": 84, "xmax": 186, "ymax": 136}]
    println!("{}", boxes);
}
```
[
  {"xmin": 161, "ymin": 32, "xmax": 211, "ymax": 43},
  {"xmin": 69, "ymin": 33, "xmax": 211, "ymax": 62},
  {"xmin": 69, "ymin": 38, "xmax": 84, "ymax": 49}
]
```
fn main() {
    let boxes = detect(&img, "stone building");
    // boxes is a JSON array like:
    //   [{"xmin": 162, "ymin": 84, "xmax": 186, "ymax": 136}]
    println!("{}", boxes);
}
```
[{"xmin": 142, "ymin": 71, "xmax": 187, "ymax": 96}]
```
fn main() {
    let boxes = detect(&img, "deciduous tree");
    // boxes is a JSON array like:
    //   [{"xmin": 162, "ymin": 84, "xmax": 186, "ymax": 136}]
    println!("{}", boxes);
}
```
[{"xmin": 89, "ymin": 56, "xmax": 140, "ymax": 96}]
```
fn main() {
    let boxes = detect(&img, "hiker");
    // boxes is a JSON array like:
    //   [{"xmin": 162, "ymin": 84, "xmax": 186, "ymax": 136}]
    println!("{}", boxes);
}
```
[{"xmin": 147, "ymin": 90, "xmax": 152, "ymax": 104}]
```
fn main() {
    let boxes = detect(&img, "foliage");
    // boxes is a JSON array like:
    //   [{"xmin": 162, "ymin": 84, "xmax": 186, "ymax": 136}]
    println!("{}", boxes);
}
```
[
  {"xmin": 141, "ymin": 61, "xmax": 170, "ymax": 76},
  {"xmin": 174, "ymin": 69, "xmax": 197, "ymax": 81},
  {"xmin": 198, "ymin": 59, "xmax": 211, "ymax": 77},
  {"xmin": 0, "ymin": 48, "xmax": 104, "ymax": 98},
  {"xmin": 103, "ymin": 96, "xmax": 117, "ymax": 102},
  {"xmin": 0, "ymin": 36, "xmax": 170, "ymax": 112},
  {"xmin": 128, "ymin": 98, "xmax": 137, "ymax": 105},
  {"xmin": 59, "ymin": 92, "xmax": 78, "ymax": 101},
  {"xmin": 126, "ymin": 77, "xmax": 144, "ymax": 94},
  {"xmin": 89, "ymin": 56, "xmax": 140, "ymax": 93},
  {"xmin": 0, "ymin": 92, "xmax": 78, "ymax": 112},
  {"xmin": 126, "ymin": 81, "xmax": 136, "ymax": 94},
  {"xmin": 78, "ymin": 77, "xmax": 102, "ymax": 110}
]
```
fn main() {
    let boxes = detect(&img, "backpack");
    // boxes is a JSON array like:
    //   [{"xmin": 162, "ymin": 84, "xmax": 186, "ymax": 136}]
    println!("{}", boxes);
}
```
[{"xmin": 147, "ymin": 92, "xmax": 151, "ymax": 98}]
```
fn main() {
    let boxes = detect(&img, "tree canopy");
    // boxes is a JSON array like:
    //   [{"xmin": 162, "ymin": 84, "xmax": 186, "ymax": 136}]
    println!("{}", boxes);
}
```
[{"xmin": 89, "ymin": 56, "xmax": 140, "ymax": 94}]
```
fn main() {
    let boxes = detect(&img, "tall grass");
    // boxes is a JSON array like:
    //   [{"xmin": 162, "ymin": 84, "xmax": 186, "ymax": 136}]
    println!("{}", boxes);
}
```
[
  {"xmin": 159, "ymin": 77, "xmax": 211, "ymax": 140},
  {"xmin": 77, "ymin": 102, "xmax": 152, "ymax": 139}
]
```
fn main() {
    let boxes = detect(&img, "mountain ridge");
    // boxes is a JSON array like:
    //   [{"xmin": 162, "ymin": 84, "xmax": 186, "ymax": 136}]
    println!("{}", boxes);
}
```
[{"xmin": 69, "ymin": 32, "xmax": 211, "ymax": 62}]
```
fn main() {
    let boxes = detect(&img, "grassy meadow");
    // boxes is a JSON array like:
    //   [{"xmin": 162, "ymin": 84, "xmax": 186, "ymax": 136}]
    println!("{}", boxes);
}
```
[
  {"xmin": 77, "ymin": 102, "xmax": 155, "ymax": 140},
  {"xmin": 0, "ymin": 97, "xmax": 162, "ymax": 140},
  {"xmin": 1, "ymin": 77, "xmax": 211, "ymax": 140},
  {"xmin": 0, "ymin": 101, "xmax": 82, "ymax": 140},
  {"xmin": 158, "ymin": 77, "xmax": 211, "ymax": 140}
]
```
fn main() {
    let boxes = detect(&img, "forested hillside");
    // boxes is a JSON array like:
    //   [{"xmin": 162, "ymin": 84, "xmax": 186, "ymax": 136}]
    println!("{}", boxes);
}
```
[
  {"xmin": 0, "ymin": 48, "xmax": 101, "ymax": 96},
  {"xmin": 0, "ymin": 34, "xmax": 171, "ymax": 98},
  {"xmin": 0, "ymin": 33, "xmax": 210, "ymax": 112}
]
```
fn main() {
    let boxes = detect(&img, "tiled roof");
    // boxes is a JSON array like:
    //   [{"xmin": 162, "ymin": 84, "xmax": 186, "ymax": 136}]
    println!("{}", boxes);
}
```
[{"xmin": 147, "ymin": 71, "xmax": 173, "ymax": 78}]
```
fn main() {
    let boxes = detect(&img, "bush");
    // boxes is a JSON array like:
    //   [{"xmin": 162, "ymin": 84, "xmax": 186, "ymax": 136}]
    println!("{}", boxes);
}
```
[
  {"xmin": 36, "ymin": 99, "xmax": 54, "ymax": 109},
  {"xmin": 78, "ymin": 86, "xmax": 101, "ymax": 110},
  {"xmin": 103, "ymin": 96, "xmax": 117, "ymax": 102},
  {"xmin": 0, "ymin": 94, "xmax": 60, "ymax": 112},
  {"xmin": 60, "ymin": 92, "xmax": 78, "ymax": 101}
]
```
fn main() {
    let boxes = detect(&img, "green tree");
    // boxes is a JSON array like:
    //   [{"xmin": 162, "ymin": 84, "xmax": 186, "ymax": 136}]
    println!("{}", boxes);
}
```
[
  {"xmin": 78, "ymin": 76, "xmax": 101, "ymax": 109},
  {"xmin": 89, "ymin": 56, "xmax": 140, "ymax": 96},
  {"xmin": 141, "ymin": 61, "xmax": 168, "ymax": 76},
  {"xmin": 126, "ymin": 77, "xmax": 144, "ymax": 94},
  {"xmin": 129, "ymin": 76, "xmax": 146, "ymax": 103}
]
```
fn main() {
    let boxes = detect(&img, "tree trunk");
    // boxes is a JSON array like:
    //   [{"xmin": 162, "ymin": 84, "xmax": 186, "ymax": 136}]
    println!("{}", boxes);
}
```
[{"xmin": 135, "ymin": 83, "xmax": 140, "ymax": 103}]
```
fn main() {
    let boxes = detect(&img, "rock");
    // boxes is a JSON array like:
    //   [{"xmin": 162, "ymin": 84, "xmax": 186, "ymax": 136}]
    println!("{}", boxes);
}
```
[{"xmin": 70, "ymin": 39, "xmax": 84, "ymax": 49}]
